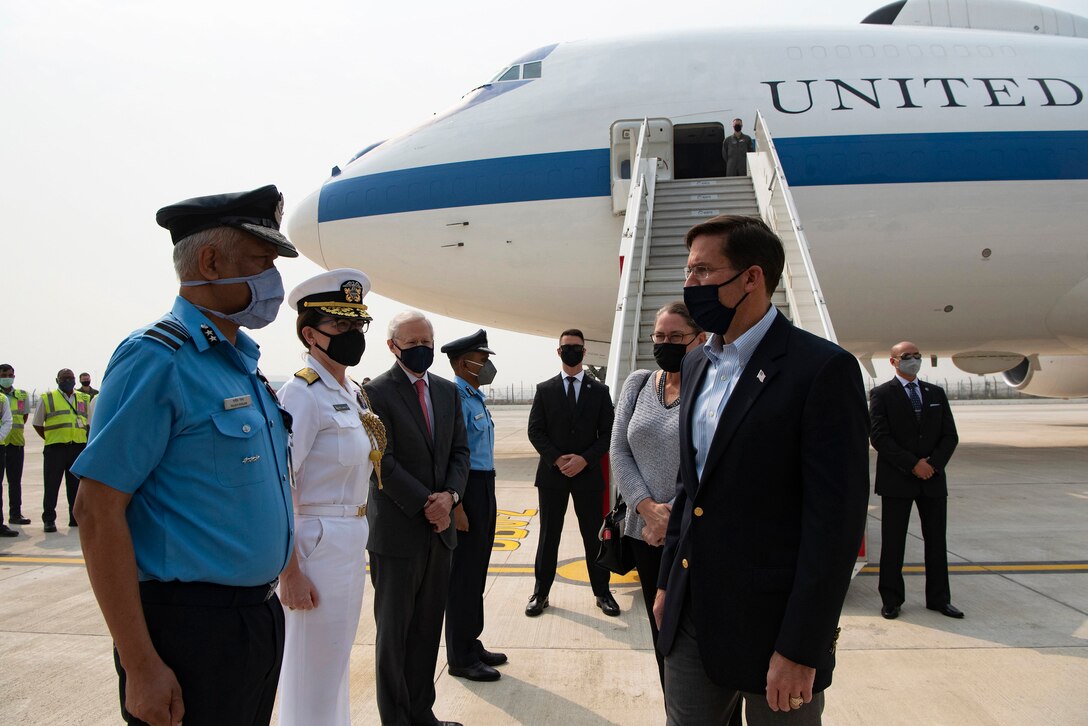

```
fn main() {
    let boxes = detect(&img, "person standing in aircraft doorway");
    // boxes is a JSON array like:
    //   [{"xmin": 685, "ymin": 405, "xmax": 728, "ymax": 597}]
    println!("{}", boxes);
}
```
[{"xmin": 722, "ymin": 118, "xmax": 755, "ymax": 177}]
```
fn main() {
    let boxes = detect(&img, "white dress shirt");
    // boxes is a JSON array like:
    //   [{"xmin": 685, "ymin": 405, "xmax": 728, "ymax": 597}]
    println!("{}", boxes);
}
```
[{"xmin": 562, "ymin": 369, "xmax": 586, "ymax": 403}]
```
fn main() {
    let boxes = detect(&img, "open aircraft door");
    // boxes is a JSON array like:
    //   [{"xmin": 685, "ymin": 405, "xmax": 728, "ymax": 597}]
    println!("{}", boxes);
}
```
[{"xmin": 609, "ymin": 118, "xmax": 673, "ymax": 214}]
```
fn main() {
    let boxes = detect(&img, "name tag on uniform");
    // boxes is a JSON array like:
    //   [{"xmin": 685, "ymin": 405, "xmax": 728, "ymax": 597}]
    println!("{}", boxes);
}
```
[
  {"xmin": 333, "ymin": 403, "xmax": 350, "ymax": 411},
  {"xmin": 223, "ymin": 395, "xmax": 252, "ymax": 410},
  {"xmin": 474, "ymin": 412, "xmax": 486, "ymax": 421}
]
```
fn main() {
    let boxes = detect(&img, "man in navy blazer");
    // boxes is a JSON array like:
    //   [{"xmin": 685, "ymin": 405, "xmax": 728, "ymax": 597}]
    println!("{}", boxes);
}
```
[
  {"xmin": 654, "ymin": 216, "xmax": 869, "ymax": 725},
  {"xmin": 525, "ymin": 329, "xmax": 617, "ymax": 617},
  {"xmin": 869, "ymin": 341, "xmax": 962, "ymax": 621}
]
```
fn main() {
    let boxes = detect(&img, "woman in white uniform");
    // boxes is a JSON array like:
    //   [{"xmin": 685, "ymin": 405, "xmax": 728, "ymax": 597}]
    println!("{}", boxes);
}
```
[{"xmin": 277, "ymin": 268, "xmax": 386, "ymax": 726}]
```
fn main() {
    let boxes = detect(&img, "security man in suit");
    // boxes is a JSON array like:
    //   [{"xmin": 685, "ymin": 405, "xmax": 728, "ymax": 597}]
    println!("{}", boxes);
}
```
[
  {"xmin": 32, "ymin": 368, "xmax": 91, "ymax": 532},
  {"xmin": 364, "ymin": 310, "xmax": 470, "ymax": 726},
  {"xmin": 655, "ymin": 215, "xmax": 869, "ymax": 725},
  {"xmin": 0, "ymin": 363, "xmax": 32, "ymax": 530},
  {"xmin": 441, "ymin": 329, "xmax": 507, "ymax": 682},
  {"xmin": 870, "ymin": 341, "xmax": 963, "ymax": 620},
  {"xmin": 72, "ymin": 184, "xmax": 297, "ymax": 726},
  {"xmin": 525, "ymin": 329, "xmax": 617, "ymax": 618}
]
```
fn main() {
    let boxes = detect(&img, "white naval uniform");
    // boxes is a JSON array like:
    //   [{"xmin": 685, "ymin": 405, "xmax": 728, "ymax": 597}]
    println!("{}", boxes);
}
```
[{"xmin": 277, "ymin": 355, "xmax": 373, "ymax": 726}]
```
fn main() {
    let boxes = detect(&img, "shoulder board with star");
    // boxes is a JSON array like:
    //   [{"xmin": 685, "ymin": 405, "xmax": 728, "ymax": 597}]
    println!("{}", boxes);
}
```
[
  {"xmin": 295, "ymin": 367, "xmax": 320, "ymax": 385},
  {"xmin": 140, "ymin": 317, "xmax": 191, "ymax": 352}
]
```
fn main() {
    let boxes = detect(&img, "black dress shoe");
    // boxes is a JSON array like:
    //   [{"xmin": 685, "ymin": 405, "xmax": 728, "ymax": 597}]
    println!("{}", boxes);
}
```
[
  {"xmin": 0, "ymin": 524, "xmax": 18, "ymax": 537},
  {"xmin": 9, "ymin": 514, "xmax": 30, "ymax": 525},
  {"xmin": 881, "ymin": 604, "xmax": 900, "ymax": 620},
  {"xmin": 928, "ymin": 603, "xmax": 965, "ymax": 619},
  {"xmin": 43, "ymin": 522, "xmax": 57, "ymax": 533},
  {"xmin": 596, "ymin": 593, "xmax": 620, "ymax": 617},
  {"xmin": 448, "ymin": 661, "xmax": 501, "ymax": 682},
  {"xmin": 68, "ymin": 520, "xmax": 79, "ymax": 528},
  {"xmin": 478, "ymin": 648, "xmax": 508, "ymax": 666},
  {"xmin": 525, "ymin": 594, "xmax": 548, "ymax": 617}
]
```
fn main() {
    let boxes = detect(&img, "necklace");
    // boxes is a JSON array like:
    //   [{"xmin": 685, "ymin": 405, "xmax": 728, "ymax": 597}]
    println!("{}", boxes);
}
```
[{"xmin": 656, "ymin": 371, "xmax": 681, "ymax": 409}]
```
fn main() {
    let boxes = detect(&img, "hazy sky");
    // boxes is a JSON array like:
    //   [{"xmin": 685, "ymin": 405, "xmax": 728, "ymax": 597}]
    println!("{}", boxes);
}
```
[{"xmin": 3, "ymin": 0, "xmax": 1086, "ymax": 393}]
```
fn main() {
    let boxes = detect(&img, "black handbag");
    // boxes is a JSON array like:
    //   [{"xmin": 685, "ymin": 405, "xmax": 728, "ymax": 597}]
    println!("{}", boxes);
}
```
[{"xmin": 596, "ymin": 496, "xmax": 635, "ymax": 575}]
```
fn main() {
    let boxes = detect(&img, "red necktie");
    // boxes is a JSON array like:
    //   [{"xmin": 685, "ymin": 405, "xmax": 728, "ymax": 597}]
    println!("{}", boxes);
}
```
[{"xmin": 414, "ymin": 378, "xmax": 432, "ymax": 436}]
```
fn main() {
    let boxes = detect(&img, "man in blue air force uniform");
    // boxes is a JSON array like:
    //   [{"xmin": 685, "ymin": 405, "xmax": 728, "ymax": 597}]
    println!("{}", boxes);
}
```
[
  {"xmin": 72, "ymin": 185, "xmax": 297, "ymax": 726},
  {"xmin": 441, "ymin": 329, "xmax": 507, "ymax": 682}
]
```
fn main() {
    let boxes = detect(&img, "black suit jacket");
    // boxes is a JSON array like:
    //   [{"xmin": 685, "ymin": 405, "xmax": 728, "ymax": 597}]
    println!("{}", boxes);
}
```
[
  {"xmin": 363, "ymin": 363, "xmax": 470, "ymax": 554},
  {"xmin": 527, "ymin": 373, "xmax": 613, "ymax": 489},
  {"xmin": 869, "ymin": 378, "xmax": 958, "ymax": 498},
  {"xmin": 657, "ymin": 312, "xmax": 870, "ymax": 694}
]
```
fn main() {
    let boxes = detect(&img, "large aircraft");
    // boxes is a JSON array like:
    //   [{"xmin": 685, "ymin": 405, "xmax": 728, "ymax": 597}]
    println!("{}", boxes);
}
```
[{"xmin": 288, "ymin": 0, "xmax": 1088, "ymax": 397}]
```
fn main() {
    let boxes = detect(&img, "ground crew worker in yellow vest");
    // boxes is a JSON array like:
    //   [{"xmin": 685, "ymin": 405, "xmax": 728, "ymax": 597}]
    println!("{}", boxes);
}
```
[
  {"xmin": 32, "ymin": 368, "xmax": 90, "ymax": 532},
  {"xmin": 0, "ymin": 363, "xmax": 31, "ymax": 535}
]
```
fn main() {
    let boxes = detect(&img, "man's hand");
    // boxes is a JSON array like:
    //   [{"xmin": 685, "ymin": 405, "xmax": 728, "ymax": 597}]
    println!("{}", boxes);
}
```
[
  {"xmin": 123, "ymin": 655, "xmax": 185, "ymax": 726},
  {"xmin": 279, "ymin": 566, "xmax": 319, "ymax": 611},
  {"xmin": 423, "ymin": 491, "xmax": 454, "ymax": 526},
  {"xmin": 637, "ymin": 500, "xmax": 672, "ymax": 546},
  {"xmin": 454, "ymin": 505, "xmax": 469, "ymax": 532},
  {"xmin": 653, "ymin": 589, "xmax": 667, "ymax": 630},
  {"xmin": 559, "ymin": 454, "xmax": 587, "ymax": 478},
  {"xmin": 554, "ymin": 454, "xmax": 572, "ymax": 468},
  {"xmin": 765, "ymin": 651, "xmax": 815, "ymax": 712},
  {"xmin": 912, "ymin": 459, "xmax": 935, "ymax": 479}
]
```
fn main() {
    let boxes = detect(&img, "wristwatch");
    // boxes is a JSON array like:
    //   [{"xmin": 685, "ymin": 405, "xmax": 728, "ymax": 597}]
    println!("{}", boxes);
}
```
[{"xmin": 446, "ymin": 488, "xmax": 461, "ymax": 506}]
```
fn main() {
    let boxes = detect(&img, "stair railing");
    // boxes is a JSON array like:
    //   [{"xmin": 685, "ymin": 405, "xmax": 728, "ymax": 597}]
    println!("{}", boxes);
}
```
[{"xmin": 605, "ymin": 119, "xmax": 659, "ymax": 399}]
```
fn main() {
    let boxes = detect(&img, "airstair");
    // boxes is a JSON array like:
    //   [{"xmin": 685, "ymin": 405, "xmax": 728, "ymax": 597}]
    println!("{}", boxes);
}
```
[{"xmin": 604, "ymin": 112, "xmax": 838, "ymax": 396}]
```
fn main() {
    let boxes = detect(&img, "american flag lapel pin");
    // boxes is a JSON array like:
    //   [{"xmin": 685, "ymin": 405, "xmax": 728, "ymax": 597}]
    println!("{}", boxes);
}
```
[{"xmin": 757, "ymin": 370, "xmax": 766, "ymax": 383}]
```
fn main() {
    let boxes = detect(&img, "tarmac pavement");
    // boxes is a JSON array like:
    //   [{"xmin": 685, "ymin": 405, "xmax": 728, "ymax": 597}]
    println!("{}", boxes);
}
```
[{"xmin": 1, "ymin": 401, "xmax": 1085, "ymax": 725}]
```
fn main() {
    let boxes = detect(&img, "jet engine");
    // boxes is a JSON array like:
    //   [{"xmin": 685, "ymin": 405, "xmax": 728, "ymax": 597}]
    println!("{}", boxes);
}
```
[{"xmin": 1002, "ymin": 355, "xmax": 1088, "ymax": 398}]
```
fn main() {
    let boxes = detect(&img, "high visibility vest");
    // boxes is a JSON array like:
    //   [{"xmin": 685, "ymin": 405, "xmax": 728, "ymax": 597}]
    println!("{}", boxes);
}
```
[
  {"xmin": 40, "ymin": 390, "xmax": 91, "ymax": 445},
  {"xmin": 1, "ymin": 389, "xmax": 29, "ymax": 446}
]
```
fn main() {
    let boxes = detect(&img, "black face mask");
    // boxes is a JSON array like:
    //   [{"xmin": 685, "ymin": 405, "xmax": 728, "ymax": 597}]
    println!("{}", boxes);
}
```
[
  {"xmin": 395, "ymin": 343, "xmax": 434, "ymax": 374},
  {"xmin": 559, "ymin": 344, "xmax": 584, "ymax": 367},
  {"xmin": 58, "ymin": 379, "xmax": 76, "ymax": 394},
  {"xmin": 653, "ymin": 343, "xmax": 688, "ymax": 373},
  {"xmin": 314, "ymin": 329, "xmax": 366, "ymax": 367},
  {"xmin": 683, "ymin": 269, "xmax": 749, "ymax": 335},
  {"xmin": 733, "ymin": 124, "xmax": 743, "ymax": 133}
]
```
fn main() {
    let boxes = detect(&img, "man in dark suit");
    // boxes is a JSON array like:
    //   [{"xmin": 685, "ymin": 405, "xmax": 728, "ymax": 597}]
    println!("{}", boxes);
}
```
[
  {"xmin": 654, "ymin": 215, "xmax": 869, "ymax": 725},
  {"xmin": 525, "ymin": 329, "xmax": 617, "ymax": 617},
  {"xmin": 870, "ymin": 341, "xmax": 962, "ymax": 621},
  {"xmin": 364, "ymin": 310, "xmax": 470, "ymax": 726}
]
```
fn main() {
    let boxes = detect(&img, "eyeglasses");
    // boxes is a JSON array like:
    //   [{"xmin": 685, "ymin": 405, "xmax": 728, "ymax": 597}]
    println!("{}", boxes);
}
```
[
  {"xmin": 649, "ymin": 331, "xmax": 699, "ymax": 344},
  {"xmin": 319, "ymin": 318, "xmax": 370, "ymax": 334},
  {"xmin": 683, "ymin": 264, "xmax": 730, "ymax": 281},
  {"xmin": 896, "ymin": 353, "xmax": 922, "ymax": 361}
]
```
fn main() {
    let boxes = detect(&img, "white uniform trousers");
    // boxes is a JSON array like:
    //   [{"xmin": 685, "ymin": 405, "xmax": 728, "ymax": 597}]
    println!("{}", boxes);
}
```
[{"xmin": 278, "ymin": 515, "xmax": 369, "ymax": 726}]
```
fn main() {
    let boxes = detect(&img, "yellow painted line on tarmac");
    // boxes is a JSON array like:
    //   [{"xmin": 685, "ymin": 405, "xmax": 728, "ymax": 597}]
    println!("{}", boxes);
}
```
[
  {"xmin": 4, "ymin": 555, "xmax": 1088, "ymax": 577},
  {"xmin": 1, "ymin": 556, "xmax": 86, "ymax": 565}
]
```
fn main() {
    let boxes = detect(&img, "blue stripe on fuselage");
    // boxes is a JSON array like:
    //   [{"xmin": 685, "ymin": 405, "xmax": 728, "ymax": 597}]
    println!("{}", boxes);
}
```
[
  {"xmin": 774, "ymin": 130, "xmax": 1088, "ymax": 186},
  {"xmin": 318, "ymin": 131, "xmax": 1088, "ymax": 221},
  {"xmin": 318, "ymin": 149, "xmax": 611, "ymax": 222}
]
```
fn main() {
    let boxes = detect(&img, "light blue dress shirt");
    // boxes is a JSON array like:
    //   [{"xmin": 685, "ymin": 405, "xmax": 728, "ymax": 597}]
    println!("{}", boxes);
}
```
[
  {"xmin": 693, "ymin": 305, "xmax": 779, "ymax": 480},
  {"xmin": 72, "ymin": 296, "xmax": 293, "ymax": 586},
  {"xmin": 455, "ymin": 375, "xmax": 494, "ymax": 471}
]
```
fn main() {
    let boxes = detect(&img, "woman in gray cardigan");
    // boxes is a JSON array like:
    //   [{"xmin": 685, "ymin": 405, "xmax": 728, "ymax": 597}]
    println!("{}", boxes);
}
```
[{"xmin": 609, "ymin": 302, "xmax": 704, "ymax": 689}]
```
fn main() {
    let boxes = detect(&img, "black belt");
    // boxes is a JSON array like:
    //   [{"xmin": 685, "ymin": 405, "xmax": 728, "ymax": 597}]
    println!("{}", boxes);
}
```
[{"xmin": 139, "ymin": 579, "xmax": 278, "ymax": 607}]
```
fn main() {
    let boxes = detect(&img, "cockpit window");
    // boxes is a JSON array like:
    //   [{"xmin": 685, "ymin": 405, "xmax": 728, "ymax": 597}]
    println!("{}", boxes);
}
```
[
  {"xmin": 522, "ymin": 61, "xmax": 542, "ymax": 79},
  {"xmin": 496, "ymin": 66, "xmax": 521, "ymax": 82}
]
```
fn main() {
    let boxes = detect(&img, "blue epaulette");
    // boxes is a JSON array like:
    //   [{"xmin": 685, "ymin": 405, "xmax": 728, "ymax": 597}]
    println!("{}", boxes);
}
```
[{"xmin": 140, "ymin": 316, "xmax": 191, "ymax": 352}]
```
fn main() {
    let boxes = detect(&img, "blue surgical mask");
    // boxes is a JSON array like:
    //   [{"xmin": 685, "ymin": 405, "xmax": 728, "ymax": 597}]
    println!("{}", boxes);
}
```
[
  {"xmin": 180, "ymin": 267, "xmax": 284, "ymax": 330},
  {"xmin": 0, "ymin": 378, "xmax": 13, "ymax": 389}
]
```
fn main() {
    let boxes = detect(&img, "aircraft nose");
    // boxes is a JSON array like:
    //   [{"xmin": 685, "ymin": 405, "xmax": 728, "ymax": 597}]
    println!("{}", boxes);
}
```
[{"xmin": 287, "ymin": 188, "xmax": 323, "ymax": 265}]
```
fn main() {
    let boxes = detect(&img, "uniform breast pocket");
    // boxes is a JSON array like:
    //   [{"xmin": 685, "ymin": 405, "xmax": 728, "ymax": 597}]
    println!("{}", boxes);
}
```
[
  {"xmin": 333, "ymin": 411, "xmax": 370, "ymax": 467},
  {"xmin": 471, "ymin": 411, "xmax": 490, "ymax": 432},
  {"xmin": 211, "ymin": 409, "xmax": 270, "ymax": 487}
]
